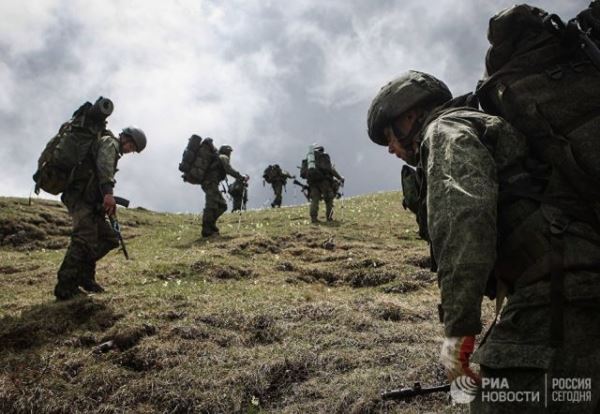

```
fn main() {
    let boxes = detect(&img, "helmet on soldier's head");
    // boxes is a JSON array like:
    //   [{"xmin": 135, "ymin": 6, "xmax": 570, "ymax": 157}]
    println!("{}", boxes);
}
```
[
  {"xmin": 121, "ymin": 126, "xmax": 147, "ymax": 152},
  {"xmin": 313, "ymin": 145, "xmax": 324, "ymax": 152},
  {"xmin": 367, "ymin": 71, "xmax": 452, "ymax": 146},
  {"xmin": 219, "ymin": 145, "xmax": 233, "ymax": 155}
]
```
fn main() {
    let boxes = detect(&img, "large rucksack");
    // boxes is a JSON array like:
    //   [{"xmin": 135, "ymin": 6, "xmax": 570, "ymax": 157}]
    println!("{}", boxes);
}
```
[
  {"xmin": 179, "ymin": 135, "xmax": 218, "ymax": 184},
  {"xmin": 33, "ymin": 97, "xmax": 114, "ymax": 195},
  {"xmin": 300, "ymin": 149, "xmax": 333, "ymax": 181},
  {"xmin": 263, "ymin": 164, "xmax": 282, "ymax": 184},
  {"xmin": 476, "ymin": 3, "xmax": 600, "ymax": 214}
]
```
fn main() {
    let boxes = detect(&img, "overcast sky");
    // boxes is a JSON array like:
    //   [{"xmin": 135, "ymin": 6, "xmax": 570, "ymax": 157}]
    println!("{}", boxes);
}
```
[{"xmin": 0, "ymin": 0, "xmax": 588, "ymax": 212}]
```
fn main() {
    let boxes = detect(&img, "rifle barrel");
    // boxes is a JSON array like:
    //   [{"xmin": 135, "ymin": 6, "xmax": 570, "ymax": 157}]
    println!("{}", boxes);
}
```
[{"xmin": 381, "ymin": 383, "xmax": 450, "ymax": 401}]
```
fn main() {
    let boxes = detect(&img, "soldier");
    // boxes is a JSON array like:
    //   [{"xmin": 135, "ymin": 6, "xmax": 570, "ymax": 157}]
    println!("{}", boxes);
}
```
[
  {"xmin": 263, "ymin": 164, "xmax": 294, "ymax": 208},
  {"xmin": 201, "ymin": 145, "xmax": 248, "ymax": 237},
  {"xmin": 228, "ymin": 176, "xmax": 248, "ymax": 212},
  {"xmin": 301, "ymin": 145, "xmax": 344, "ymax": 223},
  {"xmin": 55, "ymin": 126, "xmax": 147, "ymax": 300},
  {"xmin": 367, "ymin": 71, "xmax": 600, "ymax": 412}
]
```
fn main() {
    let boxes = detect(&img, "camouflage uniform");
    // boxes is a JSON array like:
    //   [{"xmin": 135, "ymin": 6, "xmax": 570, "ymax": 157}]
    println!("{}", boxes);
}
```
[
  {"xmin": 412, "ymin": 107, "xmax": 600, "ymax": 412},
  {"xmin": 55, "ymin": 134, "xmax": 120, "ymax": 300},
  {"xmin": 229, "ymin": 177, "xmax": 248, "ymax": 212},
  {"xmin": 271, "ymin": 170, "xmax": 293, "ymax": 208},
  {"xmin": 308, "ymin": 158, "xmax": 342, "ymax": 222},
  {"xmin": 201, "ymin": 153, "xmax": 244, "ymax": 236}
]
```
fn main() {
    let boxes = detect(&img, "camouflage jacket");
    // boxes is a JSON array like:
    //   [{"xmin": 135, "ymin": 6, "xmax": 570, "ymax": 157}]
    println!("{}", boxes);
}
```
[
  {"xmin": 64, "ymin": 133, "xmax": 120, "ymax": 204},
  {"xmin": 204, "ymin": 154, "xmax": 243, "ymax": 184},
  {"xmin": 414, "ymin": 107, "xmax": 600, "ymax": 368}
]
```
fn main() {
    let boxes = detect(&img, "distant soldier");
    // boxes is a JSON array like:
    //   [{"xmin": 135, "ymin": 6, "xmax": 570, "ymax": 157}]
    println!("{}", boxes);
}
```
[
  {"xmin": 201, "ymin": 145, "xmax": 248, "ymax": 237},
  {"xmin": 300, "ymin": 145, "xmax": 344, "ymax": 223},
  {"xmin": 228, "ymin": 176, "xmax": 248, "ymax": 212},
  {"xmin": 263, "ymin": 164, "xmax": 294, "ymax": 208}
]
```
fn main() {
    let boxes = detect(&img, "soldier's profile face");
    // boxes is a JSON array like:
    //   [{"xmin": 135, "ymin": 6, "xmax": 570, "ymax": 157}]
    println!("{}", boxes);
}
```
[
  {"xmin": 120, "ymin": 135, "xmax": 138, "ymax": 154},
  {"xmin": 385, "ymin": 127, "xmax": 412, "ymax": 161}
]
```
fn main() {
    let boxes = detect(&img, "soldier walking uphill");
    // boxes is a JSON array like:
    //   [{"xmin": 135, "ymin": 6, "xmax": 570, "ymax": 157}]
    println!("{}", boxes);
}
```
[
  {"xmin": 263, "ymin": 164, "xmax": 294, "ymax": 208},
  {"xmin": 300, "ymin": 145, "xmax": 344, "ymax": 223},
  {"xmin": 201, "ymin": 145, "xmax": 248, "ymax": 237},
  {"xmin": 33, "ymin": 97, "xmax": 146, "ymax": 301},
  {"xmin": 228, "ymin": 176, "xmax": 248, "ymax": 212},
  {"xmin": 367, "ymin": 69, "xmax": 600, "ymax": 411}
]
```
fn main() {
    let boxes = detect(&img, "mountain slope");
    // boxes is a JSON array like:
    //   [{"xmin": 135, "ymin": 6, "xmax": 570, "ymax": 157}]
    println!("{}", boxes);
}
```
[{"xmin": 0, "ymin": 193, "xmax": 483, "ymax": 413}]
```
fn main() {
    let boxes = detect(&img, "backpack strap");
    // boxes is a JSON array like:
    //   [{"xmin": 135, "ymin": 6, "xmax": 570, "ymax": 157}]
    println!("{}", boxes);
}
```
[{"xmin": 548, "ymin": 213, "xmax": 569, "ymax": 347}]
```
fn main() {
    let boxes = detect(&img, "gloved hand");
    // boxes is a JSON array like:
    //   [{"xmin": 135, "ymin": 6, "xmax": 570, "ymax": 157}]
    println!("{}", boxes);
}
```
[
  {"xmin": 439, "ymin": 336, "xmax": 480, "ymax": 383},
  {"xmin": 244, "ymin": 174, "xmax": 250, "ymax": 182},
  {"xmin": 103, "ymin": 194, "xmax": 116, "ymax": 216}
]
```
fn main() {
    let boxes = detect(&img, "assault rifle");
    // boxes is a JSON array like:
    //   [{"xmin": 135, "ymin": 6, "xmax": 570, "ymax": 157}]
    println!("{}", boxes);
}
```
[
  {"xmin": 110, "ymin": 196, "xmax": 130, "ymax": 260},
  {"xmin": 293, "ymin": 179, "xmax": 310, "ymax": 201},
  {"xmin": 381, "ymin": 382, "xmax": 450, "ymax": 401}
]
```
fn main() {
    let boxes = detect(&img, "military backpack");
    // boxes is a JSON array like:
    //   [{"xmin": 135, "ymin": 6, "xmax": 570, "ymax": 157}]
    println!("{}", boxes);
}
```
[
  {"xmin": 33, "ymin": 97, "xmax": 114, "ymax": 195},
  {"xmin": 477, "ymin": 2, "xmax": 600, "ymax": 214},
  {"xmin": 263, "ymin": 164, "xmax": 282, "ymax": 184},
  {"xmin": 300, "ymin": 150, "xmax": 333, "ymax": 181},
  {"xmin": 179, "ymin": 135, "xmax": 218, "ymax": 184}
]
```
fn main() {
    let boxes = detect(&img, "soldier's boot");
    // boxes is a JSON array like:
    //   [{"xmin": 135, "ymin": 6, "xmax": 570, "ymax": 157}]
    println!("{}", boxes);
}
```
[
  {"xmin": 55, "ymin": 252, "xmax": 86, "ymax": 301},
  {"xmin": 202, "ymin": 209, "xmax": 218, "ymax": 237},
  {"xmin": 326, "ymin": 199, "xmax": 334, "ymax": 221},
  {"xmin": 80, "ymin": 262, "xmax": 105, "ymax": 293},
  {"xmin": 326, "ymin": 207, "xmax": 334, "ymax": 222}
]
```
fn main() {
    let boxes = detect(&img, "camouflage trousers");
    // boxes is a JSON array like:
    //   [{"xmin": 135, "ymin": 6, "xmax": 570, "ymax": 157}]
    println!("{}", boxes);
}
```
[
  {"xmin": 470, "ymin": 277, "xmax": 600, "ymax": 413},
  {"xmin": 56, "ymin": 198, "xmax": 119, "ymax": 295},
  {"xmin": 271, "ymin": 182, "xmax": 284, "ymax": 207},
  {"xmin": 231, "ymin": 192, "xmax": 247, "ymax": 212},
  {"xmin": 201, "ymin": 180, "xmax": 227, "ymax": 236},
  {"xmin": 309, "ymin": 180, "xmax": 334, "ymax": 221}
]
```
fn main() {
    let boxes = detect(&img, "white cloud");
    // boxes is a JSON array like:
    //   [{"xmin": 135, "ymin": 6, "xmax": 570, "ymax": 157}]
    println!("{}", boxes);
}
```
[{"xmin": 0, "ymin": 0, "xmax": 590, "ymax": 211}]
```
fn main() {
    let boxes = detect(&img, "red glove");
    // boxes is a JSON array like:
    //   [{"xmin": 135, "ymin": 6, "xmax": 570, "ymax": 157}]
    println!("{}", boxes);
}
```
[{"xmin": 440, "ymin": 336, "xmax": 481, "ymax": 384}]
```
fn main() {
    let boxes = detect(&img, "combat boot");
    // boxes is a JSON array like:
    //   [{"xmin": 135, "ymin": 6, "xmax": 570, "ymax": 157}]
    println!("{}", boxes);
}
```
[
  {"xmin": 54, "ymin": 282, "xmax": 85, "ymax": 301},
  {"xmin": 201, "ymin": 210, "xmax": 218, "ymax": 237},
  {"xmin": 80, "ymin": 262, "xmax": 105, "ymax": 293}
]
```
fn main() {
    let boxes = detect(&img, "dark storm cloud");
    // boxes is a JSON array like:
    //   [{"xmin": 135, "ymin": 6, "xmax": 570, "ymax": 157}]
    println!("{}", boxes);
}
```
[{"xmin": 0, "ymin": 0, "xmax": 590, "ymax": 211}]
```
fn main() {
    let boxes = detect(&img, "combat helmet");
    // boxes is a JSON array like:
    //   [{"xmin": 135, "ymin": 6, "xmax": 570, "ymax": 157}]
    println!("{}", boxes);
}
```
[
  {"xmin": 121, "ymin": 126, "xmax": 147, "ymax": 152},
  {"xmin": 367, "ymin": 71, "xmax": 452, "ymax": 146},
  {"xmin": 219, "ymin": 145, "xmax": 233, "ymax": 155}
]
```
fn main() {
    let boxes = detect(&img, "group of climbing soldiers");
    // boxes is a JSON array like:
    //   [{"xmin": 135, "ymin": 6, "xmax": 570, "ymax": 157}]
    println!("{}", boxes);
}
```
[
  {"xmin": 188, "ymin": 141, "xmax": 345, "ymax": 238},
  {"xmin": 33, "ymin": 102, "xmax": 346, "ymax": 299},
  {"xmin": 31, "ymin": 2, "xmax": 600, "ymax": 412}
]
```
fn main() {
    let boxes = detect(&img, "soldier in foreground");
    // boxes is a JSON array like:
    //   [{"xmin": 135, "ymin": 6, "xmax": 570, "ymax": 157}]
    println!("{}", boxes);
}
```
[
  {"xmin": 201, "ymin": 145, "xmax": 248, "ymax": 237},
  {"xmin": 367, "ymin": 70, "xmax": 600, "ymax": 412},
  {"xmin": 56, "ymin": 126, "xmax": 145, "ymax": 300},
  {"xmin": 300, "ymin": 145, "xmax": 344, "ymax": 223},
  {"xmin": 263, "ymin": 164, "xmax": 294, "ymax": 208},
  {"xmin": 228, "ymin": 176, "xmax": 248, "ymax": 212},
  {"xmin": 33, "ymin": 97, "xmax": 146, "ymax": 300}
]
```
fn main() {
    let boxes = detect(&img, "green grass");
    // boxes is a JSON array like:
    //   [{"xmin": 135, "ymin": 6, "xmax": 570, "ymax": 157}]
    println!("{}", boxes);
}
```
[{"xmin": 0, "ymin": 193, "xmax": 485, "ymax": 413}]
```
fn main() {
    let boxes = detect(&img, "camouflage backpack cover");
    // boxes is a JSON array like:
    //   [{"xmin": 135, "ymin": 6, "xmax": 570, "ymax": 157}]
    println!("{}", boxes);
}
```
[
  {"xmin": 300, "ymin": 147, "xmax": 333, "ymax": 181},
  {"xmin": 179, "ymin": 135, "xmax": 218, "ymax": 185},
  {"xmin": 263, "ymin": 164, "xmax": 282, "ymax": 184},
  {"xmin": 33, "ymin": 97, "xmax": 114, "ymax": 195},
  {"xmin": 476, "ymin": 2, "xmax": 600, "ymax": 220}
]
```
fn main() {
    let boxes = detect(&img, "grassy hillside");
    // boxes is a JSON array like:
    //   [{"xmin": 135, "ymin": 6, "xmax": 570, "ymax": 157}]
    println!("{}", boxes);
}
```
[{"xmin": 0, "ymin": 193, "xmax": 484, "ymax": 413}]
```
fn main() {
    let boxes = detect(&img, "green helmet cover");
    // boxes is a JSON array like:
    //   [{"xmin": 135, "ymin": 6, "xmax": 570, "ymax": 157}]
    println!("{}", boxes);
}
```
[{"xmin": 367, "ymin": 71, "xmax": 452, "ymax": 146}]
